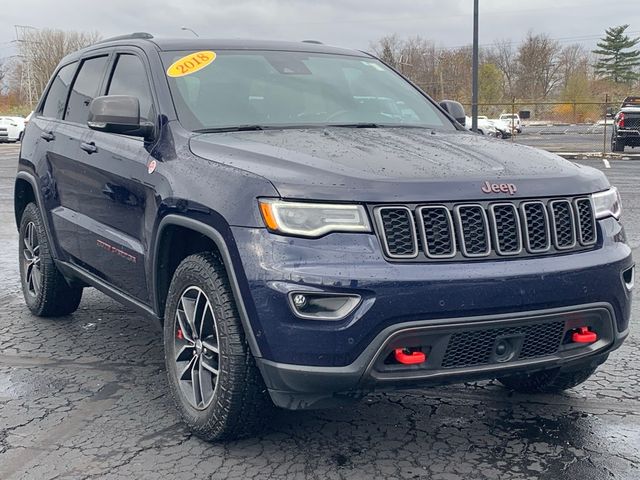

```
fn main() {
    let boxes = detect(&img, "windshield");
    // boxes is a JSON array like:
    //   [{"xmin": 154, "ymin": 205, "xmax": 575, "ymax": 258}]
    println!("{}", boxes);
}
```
[{"xmin": 161, "ymin": 50, "xmax": 453, "ymax": 131}]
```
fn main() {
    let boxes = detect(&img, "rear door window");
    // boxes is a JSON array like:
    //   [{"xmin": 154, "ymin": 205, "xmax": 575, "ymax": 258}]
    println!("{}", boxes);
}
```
[
  {"xmin": 65, "ymin": 56, "xmax": 109, "ymax": 124},
  {"xmin": 41, "ymin": 62, "xmax": 77, "ymax": 119},
  {"xmin": 107, "ymin": 54, "xmax": 154, "ymax": 123}
]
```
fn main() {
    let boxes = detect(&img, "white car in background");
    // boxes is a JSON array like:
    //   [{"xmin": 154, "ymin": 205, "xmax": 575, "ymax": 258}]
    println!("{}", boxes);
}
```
[
  {"xmin": 465, "ymin": 116, "xmax": 499, "ymax": 137},
  {"xmin": 479, "ymin": 116, "xmax": 512, "ymax": 139},
  {"xmin": 0, "ymin": 116, "xmax": 26, "ymax": 142},
  {"xmin": 499, "ymin": 113, "xmax": 522, "ymax": 134},
  {"xmin": 465, "ymin": 116, "xmax": 511, "ymax": 138}
]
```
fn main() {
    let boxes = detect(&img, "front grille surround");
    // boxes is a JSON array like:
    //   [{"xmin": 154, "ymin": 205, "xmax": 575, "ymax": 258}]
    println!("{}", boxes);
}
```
[
  {"xmin": 574, "ymin": 197, "xmax": 597, "ymax": 246},
  {"xmin": 374, "ymin": 206, "xmax": 419, "ymax": 259},
  {"xmin": 489, "ymin": 203, "xmax": 523, "ymax": 256},
  {"xmin": 520, "ymin": 201, "xmax": 552, "ymax": 254},
  {"xmin": 372, "ymin": 196, "xmax": 598, "ymax": 262},
  {"xmin": 416, "ymin": 206, "xmax": 457, "ymax": 259},
  {"xmin": 549, "ymin": 199, "xmax": 577, "ymax": 250},
  {"xmin": 454, "ymin": 204, "xmax": 491, "ymax": 257}
]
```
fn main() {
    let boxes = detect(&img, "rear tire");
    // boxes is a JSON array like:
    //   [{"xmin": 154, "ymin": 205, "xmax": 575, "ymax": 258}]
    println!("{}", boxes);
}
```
[
  {"xmin": 612, "ymin": 135, "xmax": 625, "ymax": 152},
  {"xmin": 163, "ymin": 252, "xmax": 273, "ymax": 441},
  {"xmin": 19, "ymin": 203, "xmax": 83, "ymax": 316},
  {"xmin": 498, "ymin": 365, "xmax": 597, "ymax": 394}
]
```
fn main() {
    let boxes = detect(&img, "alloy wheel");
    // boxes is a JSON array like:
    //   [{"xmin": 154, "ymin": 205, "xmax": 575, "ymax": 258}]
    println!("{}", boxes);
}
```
[
  {"xmin": 174, "ymin": 286, "xmax": 220, "ymax": 410},
  {"xmin": 22, "ymin": 221, "xmax": 42, "ymax": 297}
]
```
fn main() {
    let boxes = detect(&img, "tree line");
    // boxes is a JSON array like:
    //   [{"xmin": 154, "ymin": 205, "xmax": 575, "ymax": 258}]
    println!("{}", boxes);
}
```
[
  {"xmin": 0, "ymin": 25, "xmax": 638, "ymax": 116},
  {"xmin": 371, "ymin": 25, "xmax": 639, "ymax": 107},
  {"xmin": 0, "ymin": 29, "xmax": 100, "ymax": 115}
]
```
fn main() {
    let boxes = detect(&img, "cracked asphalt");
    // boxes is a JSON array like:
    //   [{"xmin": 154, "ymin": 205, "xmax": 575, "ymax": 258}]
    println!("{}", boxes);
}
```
[{"xmin": 0, "ymin": 142, "xmax": 638, "ymax": 480}]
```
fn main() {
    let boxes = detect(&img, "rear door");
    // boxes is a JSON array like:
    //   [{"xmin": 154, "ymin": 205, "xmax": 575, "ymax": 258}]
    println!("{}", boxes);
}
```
[
  {"xmin": 22, "ymin": 61, "xmax": 78, "ymax": 261},
  {"xmin": 54, "ymin": 49, "xmax": 160, "ymax": 302}
]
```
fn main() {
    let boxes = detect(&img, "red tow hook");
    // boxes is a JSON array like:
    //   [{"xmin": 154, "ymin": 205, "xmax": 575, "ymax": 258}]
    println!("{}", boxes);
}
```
[
  {"xmin": 572, "ymin": 327, "xmax": 597, "ymax": 344},
  {"xmin": 394, "ymin": 348, "xmax": 426, "ymax": 365}
]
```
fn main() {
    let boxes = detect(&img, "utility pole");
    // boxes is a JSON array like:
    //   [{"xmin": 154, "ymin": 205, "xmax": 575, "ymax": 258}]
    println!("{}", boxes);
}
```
[
  {"xmin": 14, "ymin": 25, "xmax": 37, "ymax": 107},
  {"xmin": 471, "ymin": 0, "xmax": 479, "ymax": 132}
]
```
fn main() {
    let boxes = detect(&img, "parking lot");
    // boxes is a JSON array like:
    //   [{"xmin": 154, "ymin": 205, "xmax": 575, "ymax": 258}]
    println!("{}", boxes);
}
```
[
  {"xmin": 513, "ymin": 124, "xmax": 640, "ymax": 155},
  {"xmin": 0, "ymin": 142, "xmax": 639, "ymax": 480}
]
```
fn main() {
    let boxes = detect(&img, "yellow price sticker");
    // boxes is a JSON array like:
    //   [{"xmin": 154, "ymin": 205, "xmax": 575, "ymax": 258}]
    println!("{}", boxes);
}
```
[{"xmin": 167, "ymin": 51, "xmax": 216, "ymax": 77}]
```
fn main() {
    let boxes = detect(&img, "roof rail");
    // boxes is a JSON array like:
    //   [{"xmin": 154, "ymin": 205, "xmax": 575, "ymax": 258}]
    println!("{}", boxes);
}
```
[
  {"xmin": 301, "ymin": 40, "xmax": 323, "ymax": 44},
  {"xmin": 96, "ymin": 32, "xmax": 154, "ymax": 44}
]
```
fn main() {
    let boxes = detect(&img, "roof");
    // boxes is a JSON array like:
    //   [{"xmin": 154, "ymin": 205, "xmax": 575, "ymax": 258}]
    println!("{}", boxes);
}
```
[
  {"xmin": 87, "ymin": 33, "xmax": 370, "ymax": 58},
  {"xmin": 154, "ymin": 38, "xmax": 369, "ymax": 56}
]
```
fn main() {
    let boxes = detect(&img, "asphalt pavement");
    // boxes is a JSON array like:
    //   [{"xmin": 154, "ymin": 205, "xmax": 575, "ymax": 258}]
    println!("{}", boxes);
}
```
[
  {"xmin": 0, "ymin": 143, "xmax": 639, "ymax": 480},
  {"xmin": 514, "ymin": 124, "xmax": 640, "ymax": 155}
]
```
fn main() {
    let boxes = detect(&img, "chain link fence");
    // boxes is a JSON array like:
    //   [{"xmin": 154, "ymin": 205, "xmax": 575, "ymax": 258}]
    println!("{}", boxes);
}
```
[{"xmin": 462, "ymin": 98, "xmax": 624, "ymax": 155}]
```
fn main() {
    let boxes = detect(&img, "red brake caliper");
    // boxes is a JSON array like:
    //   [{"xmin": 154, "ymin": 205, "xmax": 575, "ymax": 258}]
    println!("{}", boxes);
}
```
[{"xmin": 176, "ymin": 328, "xmax": 184, "ymax": 340}]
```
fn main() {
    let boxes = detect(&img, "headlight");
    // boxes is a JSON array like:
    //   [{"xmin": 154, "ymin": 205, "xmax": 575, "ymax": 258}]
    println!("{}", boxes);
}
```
[
  {"xmin": 258, "ymin": 199, "xmax": 371, "ymax": 237},
  {"xmin": 592, "ymin": 187, "xmax": 622, "ymax": 220}
]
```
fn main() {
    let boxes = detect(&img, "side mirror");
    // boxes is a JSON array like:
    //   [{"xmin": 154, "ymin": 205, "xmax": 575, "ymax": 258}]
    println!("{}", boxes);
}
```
[
  {"xmin": 88, "ymin": 95, "xmax": 153, "ymax": 139},
  {"xmin": 439, "ymin": 100, "xmax": 466, "ymax": 125}
]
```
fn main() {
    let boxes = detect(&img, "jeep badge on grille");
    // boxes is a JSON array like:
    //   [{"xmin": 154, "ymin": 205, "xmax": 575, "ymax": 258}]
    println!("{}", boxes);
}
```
[{"xmin": 481, "ymin": 181, "xmax": 517, "ymax": 195}]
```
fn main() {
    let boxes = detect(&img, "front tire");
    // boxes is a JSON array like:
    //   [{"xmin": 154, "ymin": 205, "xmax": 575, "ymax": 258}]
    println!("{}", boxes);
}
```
[
  {"xmin": 164, "ymin": 253, "xmax": 273, "ymax": 441},
  {"xmin": 498, "ymin": 365, "xmax": 597, "ymax": 394},
  {"xmin": 19, "ymin": 203, "xmax": 83, "ymax": 316}
]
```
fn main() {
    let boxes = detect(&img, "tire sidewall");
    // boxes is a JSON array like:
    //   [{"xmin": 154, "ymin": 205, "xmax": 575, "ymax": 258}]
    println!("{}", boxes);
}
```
[{"xmin": 163, "ymin": 258, "xmax": 233, "ymax": 431}]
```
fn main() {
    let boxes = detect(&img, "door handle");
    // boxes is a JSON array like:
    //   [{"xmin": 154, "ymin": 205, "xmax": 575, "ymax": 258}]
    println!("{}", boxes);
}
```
[
  {"xmin": 40, "ymin": 131, "xmax": 55, "ymax": 142},
  {"xmin": 80, "ymin": 141, "xmax": 98, "ymax": 154}
]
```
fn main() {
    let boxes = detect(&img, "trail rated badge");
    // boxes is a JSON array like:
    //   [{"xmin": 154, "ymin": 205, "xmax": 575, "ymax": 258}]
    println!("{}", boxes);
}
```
[{"xmin": 167, "ymin": 51, "xmax": 216, "ymax": 77}]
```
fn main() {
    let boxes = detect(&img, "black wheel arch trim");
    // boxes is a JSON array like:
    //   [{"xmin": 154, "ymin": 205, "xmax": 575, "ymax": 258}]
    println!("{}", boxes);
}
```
[
  {"xmin": 153, "ymin": 214, "xmax": 262, "ymax": 358},
  {"xmin": 15, "ymin": 171, "xmax": 62, "ymax": 260}
]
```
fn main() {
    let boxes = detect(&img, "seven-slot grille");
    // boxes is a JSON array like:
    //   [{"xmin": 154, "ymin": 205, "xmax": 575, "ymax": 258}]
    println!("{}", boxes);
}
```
[{"xmin": 374, "ymin": 197, "xmax": 597, "ymax": 261}]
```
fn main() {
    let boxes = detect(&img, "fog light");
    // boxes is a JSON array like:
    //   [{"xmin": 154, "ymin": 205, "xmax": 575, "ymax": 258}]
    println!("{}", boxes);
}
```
[
  {"xmin": 292, "ymin": 294, "xmax": 308, "ymax": 309},
  {"xmin": 288, "ymin": 292, "xmax": 361, "ymax": 320}
]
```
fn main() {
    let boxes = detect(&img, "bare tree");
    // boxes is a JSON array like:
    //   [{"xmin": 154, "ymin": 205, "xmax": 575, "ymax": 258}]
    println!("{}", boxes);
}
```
[
  {"xmin": 16, "ymin": 28, "xmax": 101, "ymax": 104},
  {"xmin": 369, "ymin": 31, "xmax": 607, "ymax": 105},
  {"xmin": 516, "ymin": 32, "xmax": 562, "ymax": 100},
  {"xmin": 370, "ymin": 34, "xmax": 403, "ymax": 68},
  {"xmin": 370, "ymin": 35, "xmax": 473, "ymax": 101},
  {"xmin": 438, "ymin": 47, "xmax": 473, "ymax": 102},
  {"xmin": 488, "ymin": 39, "xmax": 518, "ymax": 98},
  {"xmin": 557, "ymin": 44, "xmax": 590, "ymax": 90}
]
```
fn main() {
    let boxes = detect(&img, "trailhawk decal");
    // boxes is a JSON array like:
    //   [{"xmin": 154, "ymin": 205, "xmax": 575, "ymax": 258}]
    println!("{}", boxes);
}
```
[
  {"xmin": 96, "ymin": 239, "xmax": 137, "ymax": 264},
  {"xmin": 167, "ymin": 51, "xmax": 216, "ymax": 77}
]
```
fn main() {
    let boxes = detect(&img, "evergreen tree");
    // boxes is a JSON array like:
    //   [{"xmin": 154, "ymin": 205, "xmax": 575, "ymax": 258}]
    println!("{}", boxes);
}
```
[{"xmin": 593, "ymin": 25, "xmax": 640, "ymax": 83}]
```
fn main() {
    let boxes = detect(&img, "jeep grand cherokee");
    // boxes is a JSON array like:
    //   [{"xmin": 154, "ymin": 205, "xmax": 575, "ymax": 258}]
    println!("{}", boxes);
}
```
[{"xmin": 14, "ymin": 33, "xmax": 633, "ymax": 440}]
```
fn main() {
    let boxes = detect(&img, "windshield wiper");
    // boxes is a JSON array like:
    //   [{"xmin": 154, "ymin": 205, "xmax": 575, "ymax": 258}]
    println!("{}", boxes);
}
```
[
  {"xmin": 193, "ymin": 125, "xmax": 265, "ymax": 133},
  {"xmin": 327, "ymin": 123, "xmax": 435, "ymax": 129},
  {"xmin": 328, "ymin": 123, "xmax": 381, "ymax": 128}
]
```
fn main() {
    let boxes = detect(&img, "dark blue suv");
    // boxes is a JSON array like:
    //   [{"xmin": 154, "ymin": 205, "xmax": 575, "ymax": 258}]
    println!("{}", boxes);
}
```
[{"xmin": 14, "ymin": 33, "xmax": 634, "ymax": 440}]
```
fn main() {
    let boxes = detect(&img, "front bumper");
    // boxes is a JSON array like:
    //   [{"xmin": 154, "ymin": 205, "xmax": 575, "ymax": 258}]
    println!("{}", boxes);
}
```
[
  {"xmin": 230, "ymin": 217, "xmax": 632, "ymax": 408},
  {"xmin": 257, "ymin": 303, "xmax": 625, "ymax": 409}
]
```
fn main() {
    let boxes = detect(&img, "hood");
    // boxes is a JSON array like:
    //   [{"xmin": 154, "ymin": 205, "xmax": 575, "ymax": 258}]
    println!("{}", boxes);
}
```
[{"xmin": 189, "ymin": 128, "xmax": 608, "ymax": 202}]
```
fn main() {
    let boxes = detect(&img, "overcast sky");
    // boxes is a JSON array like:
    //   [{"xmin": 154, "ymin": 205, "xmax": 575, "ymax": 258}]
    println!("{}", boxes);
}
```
[{"xmin": 1, "ymin": 0, "xmax": 639, "ymax": 59}]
